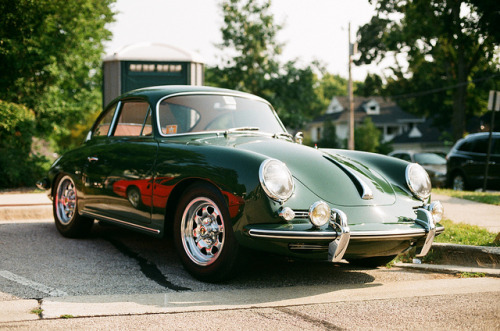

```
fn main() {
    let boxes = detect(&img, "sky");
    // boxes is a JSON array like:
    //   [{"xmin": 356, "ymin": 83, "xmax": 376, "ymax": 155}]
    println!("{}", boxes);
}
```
[{"xmin": 104, "ymin": 0, "xmax": 381, "ymax": 81}]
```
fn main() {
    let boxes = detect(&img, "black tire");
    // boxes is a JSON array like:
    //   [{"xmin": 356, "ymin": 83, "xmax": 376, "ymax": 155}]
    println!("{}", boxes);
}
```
[
  {"xmin": 347, "ymin": 255, "xmax": 397, "ymax": 268},
  {"xmin": 126, "ymin": 186, "xmax": 142, "ymax": 208},
  {"xmin": 53, "ymin": 175, "xmax": 94, "ymax": 238},
  {"xmin": 173, "ymin": 182, "xmax": 241, "ymax": 282}
]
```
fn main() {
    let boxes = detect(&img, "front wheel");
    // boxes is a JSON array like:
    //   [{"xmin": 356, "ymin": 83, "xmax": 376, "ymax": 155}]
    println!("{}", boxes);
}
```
[
  {"xmin": 53, "ymin": 175, "xmax": 93, "ymax": 238},
  {"xmin": 173, "ymin": 183, "xmax": 241, "ymax": 282}
]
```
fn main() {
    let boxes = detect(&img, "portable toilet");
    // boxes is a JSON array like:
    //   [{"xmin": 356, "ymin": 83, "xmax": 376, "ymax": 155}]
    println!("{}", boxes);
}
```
[{"xmin": 102, "ymin": 42, "xmax": 204, "ymax": 106}]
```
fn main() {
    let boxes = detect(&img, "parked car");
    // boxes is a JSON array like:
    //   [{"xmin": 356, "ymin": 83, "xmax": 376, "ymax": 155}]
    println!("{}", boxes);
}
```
[
  {"xmin": 446, "ymin": 132, "xmax": 500, "ymax": 190},
  {"xmin": 38, "ymin": 86, "xmax": 444, "ymax": 282},
  {"xmin": 389, "ymin": 151, "xmax": 447, "ymax": 187}
]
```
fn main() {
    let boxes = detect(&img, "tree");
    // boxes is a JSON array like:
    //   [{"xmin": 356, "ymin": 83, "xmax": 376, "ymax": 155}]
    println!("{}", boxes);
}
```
[
  {"xmin": 355, "ymin": 117, "xmax": 381, "ymax": 153},
  {"xmin": 0, "ymin": 0, "xmax": 115, "ymax": 150},
  {"xmin": 355, "ymin": 73, "xmax": 384, "ymax": 97},
  {"xmin": 206, "ymin": 0, "xmax": 322, "ymax": 129},
  {"xmin": 318, "ymin": 120, "xmax": 341, "ymax": 148},
  {"xmin": 356, "ymin": 0, "xmax": 499, "ymax": 142}
]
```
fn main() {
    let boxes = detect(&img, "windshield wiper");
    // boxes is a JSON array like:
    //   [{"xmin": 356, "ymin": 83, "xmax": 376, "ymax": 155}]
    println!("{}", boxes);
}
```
[
  {"xmin": 273, "ymin": 132, "xmax": 293, "ymax": 140},
  {"xmin": 224, "ymin": 127, "xmax": 260, "ymax": 136}
]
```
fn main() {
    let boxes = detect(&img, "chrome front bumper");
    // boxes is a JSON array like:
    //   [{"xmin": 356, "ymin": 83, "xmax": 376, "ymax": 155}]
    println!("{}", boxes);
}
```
[{"xmin": 247, "ymin": 206, "xmax": 443, "ymax": 262}]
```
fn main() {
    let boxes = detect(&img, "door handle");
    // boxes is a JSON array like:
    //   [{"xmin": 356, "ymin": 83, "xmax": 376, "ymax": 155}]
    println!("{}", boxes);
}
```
[{"xmin": 87, "ymin": 156, "xmax": 99, "ymax": 163}]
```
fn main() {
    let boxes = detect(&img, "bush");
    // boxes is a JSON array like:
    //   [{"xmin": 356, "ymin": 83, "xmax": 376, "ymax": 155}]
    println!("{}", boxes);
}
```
[{"xmin": 0, "ymin": 100, "xmax": 49, "ymax": 188}]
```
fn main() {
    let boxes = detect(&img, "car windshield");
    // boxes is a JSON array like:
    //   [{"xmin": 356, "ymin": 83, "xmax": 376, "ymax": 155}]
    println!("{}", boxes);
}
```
[
  {"xmin": 157, "ymin": 94, "xmax": 287, "ymax": 135},
  {"xmin": 414, "ymin": 153, "xmax": 446, "ymax": 165}
]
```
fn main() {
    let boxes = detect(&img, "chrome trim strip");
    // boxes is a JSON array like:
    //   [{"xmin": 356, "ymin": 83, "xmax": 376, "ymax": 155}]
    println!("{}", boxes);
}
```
[
  {"xmin": 82, "ymin": 211, "xmax": 160, "ymax": 234},
  {"xmin": 324, "ymin": 156, "xmax": 373, "ymax": 200},
  {"xmin": 350, "ymin": 228, "xmax": 426, "ymax": 239},
  {"xmin": 248, "ymin": 228, "xmax": 429, "ymax": 241},
  {"xmin": 248, "ymin": 229, "xmax": 338, "ymax": 240}
]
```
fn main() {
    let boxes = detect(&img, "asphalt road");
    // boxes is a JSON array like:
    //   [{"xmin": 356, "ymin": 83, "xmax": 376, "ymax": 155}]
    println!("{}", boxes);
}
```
[{"xmin": 1, "ymin": 218, "xmax": 499, "ymax": 329}]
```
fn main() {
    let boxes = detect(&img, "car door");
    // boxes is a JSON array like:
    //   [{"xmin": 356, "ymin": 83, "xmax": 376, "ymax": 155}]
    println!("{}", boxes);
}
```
[{"xmin": 82, "ymin": 99, "xmax": 158, "ymax": 225}]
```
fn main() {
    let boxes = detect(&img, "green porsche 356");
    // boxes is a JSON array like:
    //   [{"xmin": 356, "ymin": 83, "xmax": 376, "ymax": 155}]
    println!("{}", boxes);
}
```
[{"xmin": 38, "ymin": 85, "xmax": 444, "ymax": 282}]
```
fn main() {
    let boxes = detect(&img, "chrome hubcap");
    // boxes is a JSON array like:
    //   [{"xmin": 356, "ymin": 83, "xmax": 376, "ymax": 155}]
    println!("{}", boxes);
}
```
[
  {"xmin": 56, "ymin": 176, "xmax": 76, "ymax": 224},
  {"xmin": 453, "ymin": 175, "xmax": 464, "ymax": 191},
  {"xmin": 181, "ymin": 198, "xmax": 224, "ymax": 266}
]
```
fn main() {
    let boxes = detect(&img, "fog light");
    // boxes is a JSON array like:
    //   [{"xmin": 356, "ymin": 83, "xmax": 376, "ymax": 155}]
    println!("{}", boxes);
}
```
[
  {"xmin": 309, "ymin": 201, "xmax": 331, "ymax": 227},
  {"xmin": 279, "ymin": 207, "xmax": 295, "ymax": 221},
  {"xmin": 429, "ymin": 201, "xmax": 444, "ymax": 224}
]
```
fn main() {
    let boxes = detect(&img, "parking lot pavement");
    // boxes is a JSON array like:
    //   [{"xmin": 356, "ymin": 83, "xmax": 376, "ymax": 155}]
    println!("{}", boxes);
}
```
[{"xmin": 432, "ymin": 193, "xmax": 500, "ymax": 233}]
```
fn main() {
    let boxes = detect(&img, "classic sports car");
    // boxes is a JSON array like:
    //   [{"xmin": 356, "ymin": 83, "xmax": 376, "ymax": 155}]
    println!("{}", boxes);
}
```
[{"xmin": 38, "ymin": 85, "xmax": 444, "ymax": 282}]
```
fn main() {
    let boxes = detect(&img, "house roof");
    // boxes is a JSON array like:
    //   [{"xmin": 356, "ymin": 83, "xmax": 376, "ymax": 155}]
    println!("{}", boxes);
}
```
[{"xmin": 312, "ymin": 96, "xmax": 424, "ymax": 125}]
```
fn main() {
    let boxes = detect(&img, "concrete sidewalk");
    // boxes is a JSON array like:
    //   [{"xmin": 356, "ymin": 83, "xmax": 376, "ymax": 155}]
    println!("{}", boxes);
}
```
[
  {"xmin": 432, "ymin": 193, "xmax": 500, "ymax": 233},
  {"xmin": 0, "ymin": 192, "xmax": 52, "ymax": 221}
]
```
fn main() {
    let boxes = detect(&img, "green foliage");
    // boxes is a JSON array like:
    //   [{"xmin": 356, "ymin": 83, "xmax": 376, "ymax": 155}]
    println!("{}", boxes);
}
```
[
  {"xmin": 206, "ymin": 0, "xmax": 323, "ymax": 129},
  {"xmin": 356, "ymin": 0, "xmax": 499, "ymax": 142},
  {"xmin": 0, "ymin": 0, "xmax": 115, "ymax": 151},
  {"xmin": 355, "ymin": 73, "xmax": 384, "ymax": 97},
  {"xmin": 354, "ymin": 117, "xmax": 381, "ymax": 153},
  {"xmin": 318, "ymin": 120, "xmax": 341, "ymax": 148},
  {"xmin": 0, "ymin": 0, "xmax": 115, "ymax": 187},
  {"xmin": 0, "ymin": 101, "xmax": 50, "ymax": 187}
]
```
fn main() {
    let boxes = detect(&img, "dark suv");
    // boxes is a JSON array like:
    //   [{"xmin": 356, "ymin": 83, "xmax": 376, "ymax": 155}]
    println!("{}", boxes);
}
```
[{"xmin": 446, "ymin": 132, "xmax": 500, "ymax": 190}]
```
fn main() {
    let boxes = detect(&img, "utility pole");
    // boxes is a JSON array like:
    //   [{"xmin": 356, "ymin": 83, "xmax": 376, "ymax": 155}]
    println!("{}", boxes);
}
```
[{"xmin": 347, "ymin": 22, "xmax": 355, "ymax": 150}]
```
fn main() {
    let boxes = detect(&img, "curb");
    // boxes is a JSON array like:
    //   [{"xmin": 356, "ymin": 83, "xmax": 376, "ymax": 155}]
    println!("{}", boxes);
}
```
[
  {"xmin": 0, "ymin": 205, "xmax": 52, "ymax": 221},
  {"xmin": 394, "ymin": 263, "xmax": 500, "ymax": 278},
  {"xmin": 430, "ymin": 243, "xmax": 500, "ymax": 269}
]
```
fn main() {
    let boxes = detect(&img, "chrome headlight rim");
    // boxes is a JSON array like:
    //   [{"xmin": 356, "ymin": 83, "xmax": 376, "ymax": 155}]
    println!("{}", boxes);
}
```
[
  {"xmin": 259, "ymin": 159, "xmax": 295, "ymax": 203},
  {"xmin": 406, "ymin": 163, "xmax": 432, "ymax": 201}
]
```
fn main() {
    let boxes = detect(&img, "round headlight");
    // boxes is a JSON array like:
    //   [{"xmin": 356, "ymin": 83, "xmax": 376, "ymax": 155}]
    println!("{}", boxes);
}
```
[
  {"xmin": 259, "ymin": 159, "xmax": 294, "ymax": 202},
  {"xmin": 429, "ymin": 201, "xmax": 444, "ymax": 224},
  {"xmin": 406, "ymin": 163, "xmax": 431, "ymax": 200},
  {"xmin": 309, "ymin": 201, "xmax": 331, "ymax": 227}
]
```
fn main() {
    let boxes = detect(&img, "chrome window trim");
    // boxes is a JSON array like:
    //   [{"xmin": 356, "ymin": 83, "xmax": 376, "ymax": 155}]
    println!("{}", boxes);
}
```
[{"xmin": 107, "ymin": 101, "xmax": 122, "ymax": 137}]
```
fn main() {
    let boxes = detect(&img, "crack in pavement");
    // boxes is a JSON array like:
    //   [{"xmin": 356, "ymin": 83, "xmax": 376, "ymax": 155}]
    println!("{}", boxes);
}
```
[
  {"xmin": 275, "ymin": 306, "xmax": 344, "ymax": 330},
  {"xmin": 103, "ymin": 236, "xmax": 190, "ymax": 292}
]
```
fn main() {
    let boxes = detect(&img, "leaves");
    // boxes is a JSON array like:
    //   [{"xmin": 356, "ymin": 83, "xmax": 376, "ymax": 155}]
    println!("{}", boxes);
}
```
[
  {"xmin": 207, "ymin": 0, "xmax": 322, "ymax": 129},
  {"xmin": 357, "ymin": 0, "xmax": 499, "ymax": 141}
]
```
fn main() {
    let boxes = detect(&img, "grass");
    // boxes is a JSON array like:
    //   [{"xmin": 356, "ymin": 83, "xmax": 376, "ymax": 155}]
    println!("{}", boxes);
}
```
[
  {"xmin": 435, "ymin": 219, "xmax": 499, "ymax": 247},
  {"xmin": 433, "ymin": 188, "xmax": 500, "ymax": 206},
  {"xmin": 393, "ymin": 218, "xmax": 499, "ymax": 265}
]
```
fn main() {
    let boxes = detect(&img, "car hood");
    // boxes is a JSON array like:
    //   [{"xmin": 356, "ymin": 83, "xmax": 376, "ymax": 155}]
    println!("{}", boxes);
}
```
[{"xmin": 193, "ymin": 134, "xmax": 396, "ymax": 206}]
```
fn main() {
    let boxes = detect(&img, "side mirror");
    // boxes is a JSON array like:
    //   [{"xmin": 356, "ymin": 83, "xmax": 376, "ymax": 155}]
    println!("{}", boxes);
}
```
[
  {"xmin": 294, "ymin": 132, "xmax": 303, "ymax": 144},
  {"xmin": 84, "ymin": 130, "xmax": 92, "ymax": 142}
]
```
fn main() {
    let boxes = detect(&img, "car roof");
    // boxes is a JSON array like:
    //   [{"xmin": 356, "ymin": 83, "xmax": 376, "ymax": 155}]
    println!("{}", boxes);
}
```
[{"xmin": 108, "ymin": 85, "xmax": 267, "ymax": 108}]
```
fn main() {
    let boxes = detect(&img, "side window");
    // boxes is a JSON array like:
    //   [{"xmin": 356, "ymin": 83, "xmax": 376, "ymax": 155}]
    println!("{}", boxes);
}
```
[
  {"xmin": 400, "ymin": 154, "xmax": 412, "ymax": 162},
  {"xmin": 113, "ymin": 101, "xmax": 151, "ymax": 137},
  {"xmin": 471, "ymin": 138, "xmax": 488, "ymax": 154},
  {"xmin": 93, "ymin": 103, "xmax": 117, "ymax": 137},
  {"xmin": 491, "ymin": 137, "xmax": 500, "ymax": 155}
]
